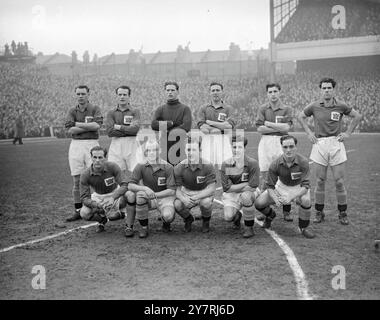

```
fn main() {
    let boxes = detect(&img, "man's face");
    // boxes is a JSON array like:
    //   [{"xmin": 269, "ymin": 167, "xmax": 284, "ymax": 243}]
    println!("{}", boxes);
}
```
[
  {"xmin": 165, "ymin": 85, "xmax": 179, "ymax": 101},
  {"xmin": 186, "ymin": 143, "xmax": 200, "ymax": 163},
  {"xmin": 210, "ymin": 84, "xmax": 223, "ymax": 103},
  {"xmin": 281, "ymin": 139, "xmax": 297, "ymax": 159},
  {"xmin": 116, "ymin": 88, "xmax": 130, "ymax": 106},
  {"xmin": 91, "ymin": 150, "xmax": 106, "ymax": 171},
  {"xmin": 145, "ymin": 144, "xmax": 160, "ymax": 163},
  {"xmin": 267, "ymin": 86, "xmax": 280, "ymax": 103},
  {"xmin": 75, "ymin": 88, "xmax": 89, "ymax": 105},
  {"xmin": 320, "ymin": 82, "xmax": 334, "ymax": 100},
  {"xmin": 232, "ymin": 141, "xmax": 245, "ymax": 159}
]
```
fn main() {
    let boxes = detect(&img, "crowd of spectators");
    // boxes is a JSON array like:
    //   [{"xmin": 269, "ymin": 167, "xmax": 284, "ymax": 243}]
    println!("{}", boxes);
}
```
[
  {"xmin": 276, "ymin": 0, "xmax": 380, "ymax": 43},
  {"xmin": 1, "ymin": 62, "xmax": 379, "ymax": 138}
]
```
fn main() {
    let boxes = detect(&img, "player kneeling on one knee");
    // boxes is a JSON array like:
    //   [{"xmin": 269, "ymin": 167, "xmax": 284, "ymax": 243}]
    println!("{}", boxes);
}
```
[
  {"xmin": 126, "ymin": 140, "xmax": 176, "ymax": 238},
  {"xmin": 220, "ymin": 135, "xmax": 260, "ymax": 238},
  {"xmin": 173, "ymin": 137, "xmax": 216, "ymax": 233},
  {"xmin": 80, "ymin": 146, "xmax": 129, "ymax": 233},
  {"xmin": 255, "ymin": 135, "xmax": 315, "ymax": 239}
]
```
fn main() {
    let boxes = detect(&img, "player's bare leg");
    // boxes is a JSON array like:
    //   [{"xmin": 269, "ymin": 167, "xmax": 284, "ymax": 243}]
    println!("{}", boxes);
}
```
[
  {"xmin": 124, "ymin": 191, "xmax": 136, "ymax": 237},
  {"xmin": 298, "ymin": 193, "xmax": 315, "ymax": 238},
  {"xmin": 331, "ymin": 162, "xmax": 349, "ymax": 225},
  {"xmin": 199, "ymin": 198, "xmax": 213, "ymax": 233},
  {"xmin": 255, "ymin": 190, "xmax": 276, "ymax": 229},
  {"xmin": 241, "ymin": 191, "xmax": 256, "ymax": 238},
  {"xmin": 66, "ymin": 175, "xmax": 82, "ymax": 222},
  {"xmin": 314, "ymin": 163, "xmax": 328, "ymax": 223},
  {"xmin": 161, "ymin": 206, "xmax": 175, "ymax": 232},
  {"xmin": 174, "ymin": 199, "xmax": 194, "ymax": 232},
  {"xmin": 135, "ymin": 191, "xmax": 150, "ymax": 238},
  {"xmin": 80, "ymin": 206, "xmax": 108, "ymax": 233},
  {"xmin": 224, "ymin": 206, "xmax": 241, "ymax": 229}
]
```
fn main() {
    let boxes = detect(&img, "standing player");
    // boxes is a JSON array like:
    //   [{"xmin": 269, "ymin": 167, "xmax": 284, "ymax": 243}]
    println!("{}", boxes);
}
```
[
  {"xmin": 298, "ymin": 77, "xmax": 362, "ymax": 225},
  {"xmin": 197, "ymin": 82, "xmax": 234, "ymax": 168},
  {"xmin": 12, "ymin": 111, "xmax": 24, "ymax": 145},
  {"xmin": 125, "ymin": 140, "xmax": 176, "ymax": 238},
  {"xmin": 80, "ymin": 146, "xmax": 129, "ymax": 233},
  {"xmin": 105, "ymin": 85, "xmax": 141, "ymax": 176},
  {"xmin": 220, "ymin": 135, "xmax": 260, "ymax": 238},
  {"xmin": 255, "ymin": 135, "xmax": 315, "ymax": 238},
  {"xmin": 255, "ymin": 83, "xmax": 294, "ymax": 222},
  {"xmin": 65, "ymin": 85, "xmax": 102, "ymax": 222},
  {"xmin": 151, "ymin": 81, "xmax": 192, "ymax": 166},
  {"xmin": 174, "ymin": 137, "xmax": 217, "ymax": 233}
]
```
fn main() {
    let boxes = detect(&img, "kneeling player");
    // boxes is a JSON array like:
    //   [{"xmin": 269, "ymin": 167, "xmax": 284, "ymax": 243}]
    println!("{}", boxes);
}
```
[
  {"xmin": 126, "ymin": 140, "xmax": 176, "ymax": 238},
  {"xmin": 255, "ymin": 135, "xmax": 315, "ymax": 238},
  {"xmin": 80, "ymin": 146, "xmax": 129, "ymax": 233},
  {"xmin": 220, "ymin": 135, "xmax": 260, "ymax": 238},
  {"xmin": 174, "ymin": 137, "xmax": 216, "ymax": 233}
]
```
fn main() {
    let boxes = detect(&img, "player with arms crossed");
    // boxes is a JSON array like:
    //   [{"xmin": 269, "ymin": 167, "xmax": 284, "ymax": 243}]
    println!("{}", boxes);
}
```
[
  {"xmin": 255, "ymin": 135, "xmax": 315, "ymax": 239},
  {"xmin": 125, "ymin": 140, "xmax": 176, "ymax": 238},
  {"xmin": 174, "ymin": 137, "xmax": 217, "ymax": 233},
  {"xmin": 220, "ymin": 135, "xmax": 260, "ymax": 238},
  {"xmin": 255, "ymin": 83, "xmax": 294, "ymax": 222},
  {"xmin": 197, "ymin": 82, "xmax": 234, "ymax": 168},
  {"xmin": 298, "ymin": 77, "xmax": 362, "ymax": 225},
  {"xmin": 105, "ymin": 85, "xmax": 141, "ymax": 176},
  {"xmin": 79, "ymin": 146, "xmax": 129, "ymax": 233},
  {"xmin": 65, "ymin": 85, "xmax": 102, "ymax": 222}
]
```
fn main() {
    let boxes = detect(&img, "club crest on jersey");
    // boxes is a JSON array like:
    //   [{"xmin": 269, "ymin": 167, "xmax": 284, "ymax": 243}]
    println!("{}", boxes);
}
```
[
  {"xmin": 275, "ymin": 115, "xmax": 285, "ymax": 123},
  {"xmin": 196, "ymin": 176, "xmax": 206, "ymax": 184},
  {"xmin": 123, "ymin": 115, "xmax": 133, "ymax": 125},
  {"xmin": 241, "ymin": 172, "xmax": 249, "ymax": 182},
  {"xmin": 290, "ymin": 172, "xmax": 302, "ymax": 180},
  {"xmin": 157, "ymin": 177, "xmax": 166, "ymax": 186},
  {"xmin": 330, "ymin": 112, "xmax": 340, "ymax": 121},
  {"xmin": 217, "ymin": 113, "xmax": 227, "ymax": 122},
  {"xmin": 85, "ymin": 116, "xmax": 94, "ymax": 123},
  {"xmin": 104, "ymin": 177, "xmax": 115, "ymax": 186}
]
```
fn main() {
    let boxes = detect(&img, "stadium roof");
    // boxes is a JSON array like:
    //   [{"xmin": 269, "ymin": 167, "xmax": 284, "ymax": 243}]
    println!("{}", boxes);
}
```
[{"xmin": 36, "ymin": 53, "xmax": 72, "ymax": 65}]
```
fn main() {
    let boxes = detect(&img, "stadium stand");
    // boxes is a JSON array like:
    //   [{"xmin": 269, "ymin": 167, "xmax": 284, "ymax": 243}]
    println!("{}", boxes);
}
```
[
  {"xmin": 275, "ymin": 0, "xmax": 380, "ymax": 43},
  {"xmin": 1, "ymin": 62, "xmax": 379, "ymax": 138}
]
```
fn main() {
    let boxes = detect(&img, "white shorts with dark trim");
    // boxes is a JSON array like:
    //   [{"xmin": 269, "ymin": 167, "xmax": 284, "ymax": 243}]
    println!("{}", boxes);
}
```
[
  {"xmin": 258, "ymin": 135, "xmax": 283, "ymax": 172},
  {"xmin": 68, "ymin": 139, "xmax": 99, "ymax": 176},
  {"xmin": 222, "ymin": 189, "xmax": 261, "ymax": 210},
  {"xmin": 91, "ymin": 191, "xmax": 123, "ymax": 217},
  {"xmin": 274, "ymin": 180, "xmax": 310, "ymax": 204},
  {"xmin": 180, "ymin": 186, "xmax": 214, "ymax": 208},
  {"xmin": 108, "ymin": 136, "xmax": 144, "ymax": 172},
  {"xmin": 310, "ymin": 136, "xmax": 347, "ymax": 167}
]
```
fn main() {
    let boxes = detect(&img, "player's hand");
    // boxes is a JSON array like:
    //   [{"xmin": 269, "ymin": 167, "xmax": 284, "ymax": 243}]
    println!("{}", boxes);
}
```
[
  {"xmin": 307, "ymin": 133, "xmax": 318, "ymax": 144},
  {"xmin": 337, "ymin": 132, "xmax": 350, "ymax": 142},
  {"xmin": 102, "ymin": 197, "xmax": 114, "ymax": 209},
  {"xmin": 200, "ymin": 125, "xmax": 210, "ymax": 134},
  {"xmin": 278, "ymin": 194, "xmax": 292, "ymax": 205},
  {"xmin": 144, "ymin": 187, "xmax": 156, "ymax": 199},
  {"xmin": 183, "ymin": 196, "xmax": 196, "ymax": 208}
]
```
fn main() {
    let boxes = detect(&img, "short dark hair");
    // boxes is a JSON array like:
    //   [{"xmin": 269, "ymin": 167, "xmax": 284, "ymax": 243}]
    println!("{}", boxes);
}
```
[
  {"xmin": 319, "ymin": 78, "xmax": 336, "ymax": 88},
  {"xmin": 266, "ymin": 83, "xmax": 281, "ymax": 92},
  {"xmin": 75, "ymin": 85, "xmax": 90, "ymax": 93},
  {"xmin": 209, "ymin": 82, "xmax": 223, "ymax": 90},
  {"xmin": 164, "ymin": 81, "xmax": 179, "ymax": 91},
  {"xmin": 90, "ymin": 146, "xmax": 107, "ymax": 157},
  {"xmin": 280, "ymin": 135, "xmax": 297, "ymax": 146},
  {"xmin": 115, "ymin": 85, "xmax": 131, "ymax": 96},
  {"xmin": 231, "ymin": 135, "xmax": 248, "ymax": 147}
]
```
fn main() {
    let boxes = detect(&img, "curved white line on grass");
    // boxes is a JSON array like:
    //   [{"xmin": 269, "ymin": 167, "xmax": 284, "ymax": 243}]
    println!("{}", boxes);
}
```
[
  {"xmin": 0, "ymin": 223, "xmax": 97, "ymax": 253},
  {"xmin": 214, "ymin": 198, "xmax": 316, "ymax": 300}
]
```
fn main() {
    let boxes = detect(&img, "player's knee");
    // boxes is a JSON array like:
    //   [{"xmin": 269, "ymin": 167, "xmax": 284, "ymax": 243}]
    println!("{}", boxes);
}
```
[
  {"xmin": 174, "ymin": 199, "xmax": 184, "ymax": 212},
  {"xmin": 200, "ymin": 197, "xmax": 213, "ymax": 209},
  {"xmin": 335, "ymin": 178, "xmax": 345, "ymax": 191},
  {"xmin": 316, "ymin": 176, "xmax": 326, "ymax": 188},
  {"xmin": 254, "ymin": 196, "xmax": 266, "ymax": 210},
  {"xmin": 240, "ymin": 191, "xmax": 254, "ymax": 207},
  {"xmin": 300, "ymin": 195, "xmax": 311, "ymax": 208},
  {"xmin": 136, "ymin": 191, "xmax": 148, "ymax": 205},
  {"xmin": 80, "ymin": 206, "xmax": 93, "ymax": 220},
  {"xmin": 162, "ymin": 208, "xmax": 175, "ymax": 223},
  {"xmin": 125, "ymin": 191, "xmax": 136, "ymax": 203},
  {"xmin": 224, "ymin": 208, "xmax": 235, "ymax": 221}
]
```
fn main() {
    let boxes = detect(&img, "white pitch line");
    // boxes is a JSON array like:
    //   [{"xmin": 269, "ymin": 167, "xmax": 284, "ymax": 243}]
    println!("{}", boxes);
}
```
[
  {"xmin": 213, "ymin": 198, "xmax": 316, "ymax": 300},
  {"xmin": 0, "ymin": 223, "xmax": 98, "ymax": 253}
]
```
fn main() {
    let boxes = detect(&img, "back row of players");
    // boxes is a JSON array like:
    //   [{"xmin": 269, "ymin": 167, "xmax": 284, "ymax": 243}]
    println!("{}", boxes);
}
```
[{"xmin": 64, "ymin": 78, "xmax": 362, "ymax": 239}]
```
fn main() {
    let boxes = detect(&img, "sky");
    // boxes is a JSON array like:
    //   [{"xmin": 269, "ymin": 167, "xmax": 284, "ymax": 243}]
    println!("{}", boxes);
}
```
[{"xmin": 0, "ymin": 0, "xmax": 270, "ymax": 58}]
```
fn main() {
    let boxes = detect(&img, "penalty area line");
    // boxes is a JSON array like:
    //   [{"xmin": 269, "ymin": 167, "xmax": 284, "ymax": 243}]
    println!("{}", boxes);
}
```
[
  {"xmin": 213, "ymin": 198, "xmax": 317, "ymax": 300},
  {"xmin": 0, "ymin": 223, "xmax": 98, "ymax": 253}
]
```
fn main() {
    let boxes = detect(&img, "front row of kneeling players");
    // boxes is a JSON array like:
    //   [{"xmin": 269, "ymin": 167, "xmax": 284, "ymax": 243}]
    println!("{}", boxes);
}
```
[{"xmin": 79, "ymin": 134, "xmax": 315, "ymax": 239}]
